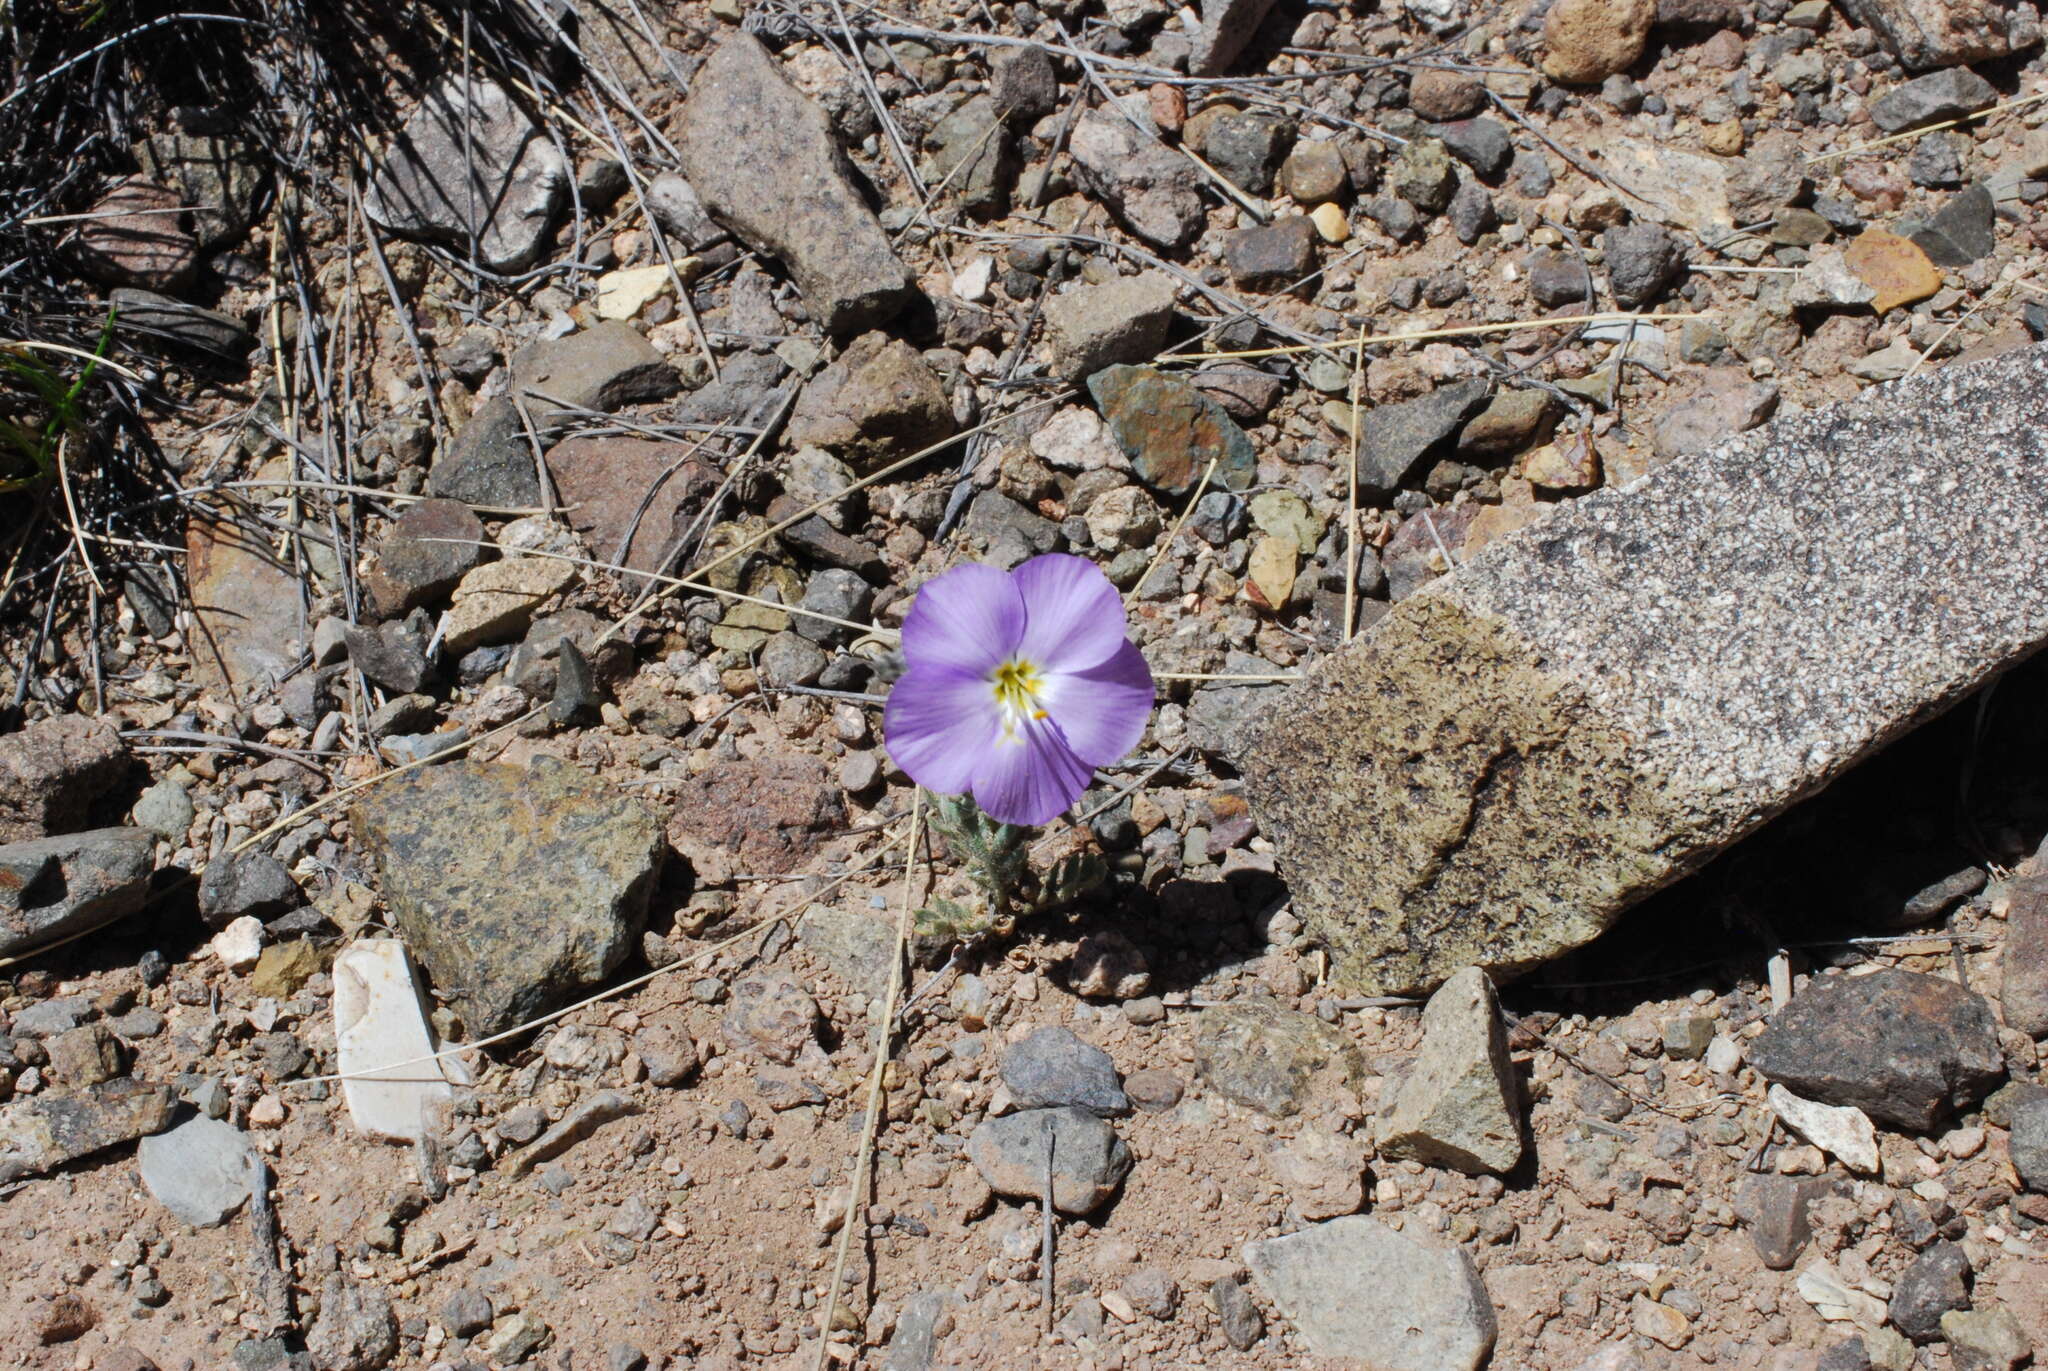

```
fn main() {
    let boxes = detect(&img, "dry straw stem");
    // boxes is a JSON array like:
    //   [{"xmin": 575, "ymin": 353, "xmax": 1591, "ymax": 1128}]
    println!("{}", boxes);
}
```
[
  {"xmin": 1806, "ymin": 86, "xmax": 2048, "ymax": 163},
  {"xmin": 813, "ymin": 790, "xmax": 925, "ymax": 1368},
  {"xmin": 1180, "ymin": 310, "xmax": 1716, "ymax": 364}
]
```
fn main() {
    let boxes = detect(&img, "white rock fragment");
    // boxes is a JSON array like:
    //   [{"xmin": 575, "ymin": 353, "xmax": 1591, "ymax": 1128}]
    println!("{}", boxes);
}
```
[
  {"xmin": 951, "ymin": 256, "xmax": 994, "ymax": 303},
  {"xmin": 333, "ymin": 938, "xmax": 473, "ymax": 1144},
  {"xmin": 1705, "ymin": 1035, "xmax": 1743, "ymax": 1075},
  {"xmin": 594, "ymin": 263, "xmax": 691, "ymax": 320},
  {"xmin": 210, "ymin": 915, "xmax": 264, "ymax": 972},
  {"xmin": 1769, "ymin": 1083, "xmax": 1880, "ymax": 1174},
  {"xmin": 1796, "ymin": 1259, "xmax": 1889, "ymax": 1329}
]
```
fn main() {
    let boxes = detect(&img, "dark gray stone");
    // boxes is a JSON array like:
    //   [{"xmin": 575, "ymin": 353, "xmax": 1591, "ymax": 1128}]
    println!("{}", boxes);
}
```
[
  {"xmin": 1224, "ymin": 216, "xmax": 1317, "ymax": 292},
  {"xmin": 990, "ymin": 46, "xmax": 1058, "ymax": 125},
  {"xmin": 351, "ymin": 757, "xmax": 662, "ymax": 1035},
  {"xmin": 197, "ymin": 850, "xmax": 300, "ymax": 930},
  {"xmin": 1909, "ymin": 130, "xmax": 1967, "ymax": 188},
  {"xmin": 1067, "ymin": 110, "xmax": 1207, "ymax": 250},
  {"xmin": 110, "ymin": 288, "xmax": 254, "ymax": 361},
  {"xmin": 1001, "ymin": 1026, "xmax": 1130, "ymax": 1117},
  {"xmin": 965, "ymin": 1107, "xmax": 1133, "ymax": 1214},
  {"xmin": 0, "ymin": 714, "xmax": 125, "ymax": 843},
  {"xmin": 924, "ymin": 95, "xmax": 1016, "ymax": 218},
  {"xmin": 0, "ymin": 1078, "xmax": 174, "ymax": 1184},
  {"xmin": 676, "ymin": 35, "xmax": 914, "ymax": 334},
  {"xmin": 1889, "ymin": 1241, "xmax": 1971, "ymax": 1342},
  {"xmin": 1356, "ymin": 378, "xmax": 1492, "ymax": 497},
  {"xmin": 1836, "ymin": 0, "xmax": 2028, "ymax": 70},
  {"xmin": 342, "ymin": 622, "xmax": 429, "ymax": 696},
  {"xmin": 1209, "ymin": 1276, "xmax": 1264, "ymax": 1350},
  {"xmin": 881, "ymin": 1291, "xmax": 958, "ymax": 1371},
  {"xmin": 1526, "ymin": 248, "xmax": 1590, "ymax": 307},
  {"xmin": 1242, "ymin": 343, "xmax": 2048, "ymax": 997},
  {"xmin": 1206, "ymin": 113, "xmax": 1292, "ymax": 195},
  {"xmin": 306, "ymin": 1273, "xmax": 397, "ymax": 1371},
  {"xmin": 1446, "ymin": 180, "xmax": 1497, "ymax": 245},
  {"xmin": 1911, "ymin": 183, "xmax": 1997, "ymax": 266},
  {"xmin": 1868, "ymin": 67, "xmax": 1998, "ymax": 132},
  {"xmin": 0, "ymin": 828, "xmax": 153, "ymax": 958},
  {"xmin": 441, "ymin": 1288, "xmax": 491, "ymax": 1338},
  {"xmin": 1748, "ymin": 969, "xmax": 2004, "ymax": 1131},
  {"xmin": 1432, "ymin": 119, "xmax": 1513, "ymax": 179},
  {"xmin": 1601, "ymin": 223, "xmax": 1686, "ymax": 308},
  {"xmin": 364, "ymin": 499, "xmax": 485, "ymax": 618}
]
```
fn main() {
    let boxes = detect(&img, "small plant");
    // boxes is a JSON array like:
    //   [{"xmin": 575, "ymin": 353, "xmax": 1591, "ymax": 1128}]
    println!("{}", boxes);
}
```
[
  {"xmin": 0, "ymin": 312, "xmax": 115, "ymax": 494},
  {"xmin": 882, "ymin": 553, "xmax": 1151, "ymax": 951}
]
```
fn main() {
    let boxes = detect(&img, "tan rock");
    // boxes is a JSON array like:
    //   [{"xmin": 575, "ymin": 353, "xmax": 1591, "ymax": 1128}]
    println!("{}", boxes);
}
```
[
  {"xmin": 442, "ymin": 557, "xmax": 578, "ymax": 653},
  {"xmin": 1521, "ymin": 432, "xmax": 1601, "ymax": 491},
  {"xmin": 1246, "ymin": 535, "xmax": 1299, "ymax": 612},
  {"xmin": 1843, "ymin": 229, "xmax": 1943, "ymax": 313},
  {"xmin": 1541, "ymin": 0, "xmax": 1656, "ymax": 84}
]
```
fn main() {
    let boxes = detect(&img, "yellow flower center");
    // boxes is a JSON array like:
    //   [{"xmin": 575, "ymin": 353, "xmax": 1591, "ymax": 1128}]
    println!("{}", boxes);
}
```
[{"xmin": 990, "ymin": 658, "xmax": 1047, "ymax": 740}]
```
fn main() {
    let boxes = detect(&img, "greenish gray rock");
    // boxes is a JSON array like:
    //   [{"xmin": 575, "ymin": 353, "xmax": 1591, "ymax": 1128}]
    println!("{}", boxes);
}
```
[
  {"xmin": 0, "ymin": 827, "xmax": 154, "ymax": 958},
  {"xmin": 1193, "ymin": 1000, "xmax": 1364, "ymax": 1117},
  {"xmin": 132, "ymin": 780, "xmax": 194, "ymax": 842},
  {"xmin": 351, "ymin": 757, "xmax": 662, "ymax": 1035},
  {"xmin": 1376, "ymin": 966, "xmax": 1522, "ymax": 1174},
  {"xmin": 1089, "ymin": 365, "xmax": 1256, "ymax": 499},
  {"xmin": 1245, "ymin": 342, "xmax": 2048, "ymax": 997},
  {"xmin": 923, "ymin": 95, "xmax": 1016, "ymax": 218},
  {"xmin": 1245, "ymin": 1216, "xmax": 1496, "ymax": 1371},
  {"xmin": 0, "ymin": 1078, "xmax": 174, "ymax": 1183},
  {"xmin": 794, "ymin": 903, "xmax": 896, "ymax": 995},
  {"xmin": 966, "ymin": 1106, "xmax": 1133, "ymax": 1214}
]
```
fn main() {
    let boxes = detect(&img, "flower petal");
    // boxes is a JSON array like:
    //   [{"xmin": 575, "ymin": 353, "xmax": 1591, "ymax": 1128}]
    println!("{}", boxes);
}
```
[
  {"xmin": 1012, "ymin": 553, "xmax": 1131, "ymax": 673},
  {"xmin": 969, "ymin": 714, "xmax": 1095, "ymax": 827},
  {"xmin": 901, "ymin": 563, "xmax": 1025, "ymax": 676},
  {"xmin": 1039, "ymin": 639, "xmax": 1154, "ymax": 768},
  {"xmin": 883, "ymin": 666, "xmax": 1002, "ymax": 796}
]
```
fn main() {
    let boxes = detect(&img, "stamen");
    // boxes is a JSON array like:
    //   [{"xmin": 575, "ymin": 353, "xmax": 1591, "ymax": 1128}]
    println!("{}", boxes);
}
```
[{"xmin": 990, "ymin": 657, "xmax": 1046, "ymax": 742}]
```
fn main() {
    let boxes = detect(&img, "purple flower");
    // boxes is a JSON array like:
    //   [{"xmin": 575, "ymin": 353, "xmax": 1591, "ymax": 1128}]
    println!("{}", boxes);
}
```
[{"xmin": 884, "ymin": 554, "xmax": 1154, "ymax": 826}]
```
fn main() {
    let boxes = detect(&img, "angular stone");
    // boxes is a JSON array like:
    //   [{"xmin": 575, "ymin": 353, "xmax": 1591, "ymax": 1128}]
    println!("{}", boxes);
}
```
[
  {"xmin": 442, "ymin": 556, "xmax": 579, "ymax": 654},
  {"xmin": 2010, "ymin": 1095, "xmax": 2048, "ymax": 1192},
  {"xmin": 1434, "ymin": 119, "xmax": 1514, "ymax": 180},
  {"xmin": 110, "ymin": 288, "xmax": 255, "ymax": 361},
  {"xmin": 1045, "ymin": 272, "xmax": 1178, "ymax": 380},
  {"xmin": 306, "ymin": 1274, "xmax": 397, "ymax": 1371},
  {"xmin": 1836, "ymin": 0, "xmax": 2031, "ymax": 70},
  {"xmin": 1067, "ymin": 110, "xmax": 1207, "ymax": 251},
  {"xmin": 1941, "ymin": 1309, "xmax": 2031, "ymax": 1371},
  {"xmin": 0, "ymin": 1079, "xmax": 174, "ymax": 1184},
  {"xmin": 1735, "ymin": 1173, "xmax": 1836, "ymax": 1269},
  {"xmin": 665, "ymin": 753, "xmax": 845, "ymax": 886},
  {"xmin": 1749, "ymin": 969, "xmax": 2004, "ymax": 1131},
  {"xmin": 1767, "ymin": 1084, "xmax": 1880, "ymax": 1173},
  {"xmin": 785, "ymin": 333, "xmax": 956, "ymax": 472},
  {"xmin": 65, "ymin": 179, "xmax": 196, "ymax": 292},
  {"xmin": 1869, "ymin": 67, "xmax": 1998, "ymax": 132},
  {"xmin": 1652, "ymin": 376, "xmax": 1779, "ymax": 460},
  {"xmin": 1910, "ymin": 183, "xmax": 1996, "ymax": 267},
  {"xmin": 1223, "ymin": 216, "xmax": 1317, "ymax": 292},
  {"xmin": 1193, "ymin": 1000, "xmax": 1364, "ymax": 1117},
  {"xmin": 0, "ymin": 828, "xmax": 153, "ymax": 958},
  {"xmin": 1376, "ymin": 967, "xmax": 1522, "ymax": 1174},
  {"xmin": 135, "ymin": 131, "xmax": 265, "ymax": 249},
  {"xmin": 1845, "ymin": 230, "xmax": 1945, "ymax": 314},
  {"xmin": 924, "ymin": 95, "xmax": 1016, "ymax": 218},
  {"xmin": 1243, "ymin": 344, "xmax": 2048, "ymax": 996},
  {"xmin": 1889, "ymin": 1241, "xmax": 1971, "ymax": 1342},
  {"xmin": 545, "ymin": 437, "xmax": 720, "ymax": 583},
  {"xmin": 1089, "ymin": 365, "xmax": 1256, "ymax": 499},
  {"xmin": 351, "ymin": 758, "xmax": 662, "ymax": 1035},
  {"xmin": 332, "ymin": 938, "xmax": 469, "ymax": 1143},
  {"xmin": 1189, "ymin": 0, "xmax": 1280, "ymax": 75},
  {"xmin": 1001, "ymin": 1026, "xmax": 1130, "ymax": 1117},
  {"xmin": 138, "ymin": 1116, "xmax": 258, "ymax": 1226},
  {"xmin": 366, "ymin": 76, "xmax": 566, "ymax": 272},
  {"xmin": 1246, "ymin": 1216, "xmax": 1495, "ymax": 1371},
  {"xmin": 990, "ymin": 46, "xmax": 1058, "ymax": 125},
  {"xmin": 2000, "ymin": 874, "xmax": 2048, "ymax": 1034},
  {"xmin": 1601, "ymin": 223, "xmax": 1685, "ymax": 308},
  {"xmin": 186, "ymin": 504, "xmax": 308, "ymax": 702},
  {"xmin": 676, "ymin": 35, "xmax": 914, "ymax": 335},
  {"xmin": 966, "ymin": 1107, "xmax": 1133, "ymax": 1214},
  {"xmin": 1205, "ymin": 112, "xmax": 1291, "ymax": 195},
  {"xmin": 1357, "ymin": 378, "xmax": 1492, "ymax": 497},
  {"xmin": 364, "ymin": 499, "xmax": 486, "ymax": 617},
  {"xmin": 0, "ymin": 714, "xmax": 125, "ymax": 843},
  {"xmin": 197, "ymin": 849, "xmax": 300, "ymax": 930}
]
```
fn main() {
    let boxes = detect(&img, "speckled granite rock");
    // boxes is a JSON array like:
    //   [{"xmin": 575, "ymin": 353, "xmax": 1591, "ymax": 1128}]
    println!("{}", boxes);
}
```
[
  {"xmin": 1245, "ymin": 342, "xmax": 2048, "ymax": 996},
  {"xmin": 351, "ymin": 758, "xmax": 662, "ymax": 1035}
]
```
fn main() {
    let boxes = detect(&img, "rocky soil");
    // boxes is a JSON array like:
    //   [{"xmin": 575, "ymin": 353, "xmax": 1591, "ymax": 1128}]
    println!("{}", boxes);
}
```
[{"xmin": 1, "ymin": 0, "xmax": 2046, "ymax": 1369}]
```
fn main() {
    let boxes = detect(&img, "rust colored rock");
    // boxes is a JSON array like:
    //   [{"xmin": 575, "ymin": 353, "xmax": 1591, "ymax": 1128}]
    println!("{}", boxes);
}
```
[
  {"xmin": 1088, "ymin": 365, "xmax": 1256, "ymax": 499},
  {"xmin": 65, "ymin": 179, "xmax": 196, "ymax": 292},
  {"xmin": 0, "ymin": 714, "xmax": 126, "ymax": 843},
  {"xmin": 665, "ymin": 753, "xmax": 846, "ymax": 886},
  {"xmin": 546, "ymin": 437, "xmax": 721, "ymax": 583},
  {"xmin": 1844, "ymin": 229, "xmax": 1944, "ymax": 314}
]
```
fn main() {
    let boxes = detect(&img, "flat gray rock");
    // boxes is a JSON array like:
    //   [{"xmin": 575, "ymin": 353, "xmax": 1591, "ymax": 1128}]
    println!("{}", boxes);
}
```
[
  {"xmin": 139, "ymin": 1115, "xmax": 257, "ymax": 1226},
  {"xmin": 676, "ymin": 35, "xmax": 913, "ymax": 335},
  {"xmin": 366, "ymin": 76, "xmax": 567, "ymax": 272},
  {"xmin": 1245, "ymin": 342, "xmax": 2048, "ymax": 996},
  {"xmin": 0, "ymin": 827, "xmax": 153, "ymax": 958},
  {"xmin": 1066, "ymin": 111, "xmax": 1207, "ymax": 251},
  {"xmin": 1246, "ymin": 1216, "xmax": 1496, "ymax": 1371},
  {"xmin": 965, "ymin": 1107, "xmax": 1132, "ymax": 1214}
]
